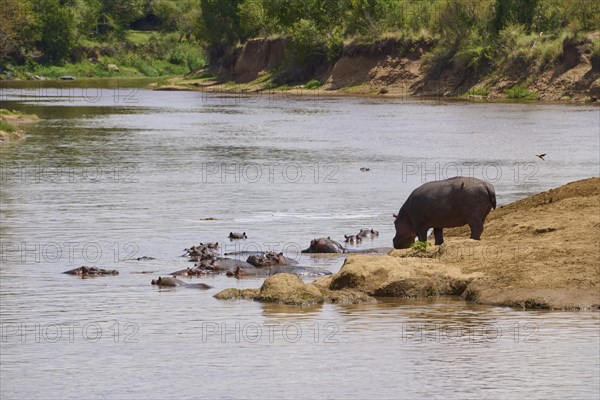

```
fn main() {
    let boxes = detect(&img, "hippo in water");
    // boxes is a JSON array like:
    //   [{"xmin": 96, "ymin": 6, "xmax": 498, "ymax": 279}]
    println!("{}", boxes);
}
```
[
  {"xmin": 344, "ymin": 234, "xmax": 363, "ymax": 244},
  {"xmin": 151, "ymin": 276, "xmax": 212, "ymax": 289},
  {"xmin": 357, "ymin": 228, "xmax": 379, "ymax": 238},
  {"xmin": 246, "ymin": 252, "xmax": 299, "ymax": 267},
  {"xmin": 183, "ymin": 242, "xmax": 219, "ymax": 259},
  {"xmin": 393, "ymin": 176, "xmax": 496, "ymax": 249},
  {"xmin": 169, "ymin": 266, "xmax": 207, "ymax": 276},
  {"xmin": 228, "ymin": 232, "xmax": 247, "ymax": 240},
  {"xmin": 301, "ymin": 237, "xmax": 345, "ymax": 253},
  {"xmin": 63, "ymin": 266, "xmax": 119, "ymax": 276},
  {"xmin": 227, "ymin": 265, "xmax": 332, "ymax": 278}
]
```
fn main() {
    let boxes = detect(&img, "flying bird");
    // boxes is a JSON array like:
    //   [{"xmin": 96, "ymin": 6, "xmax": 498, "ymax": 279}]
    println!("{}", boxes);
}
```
[{"xmin": 536, "ymin": 153, "xmax": 546, "ymax": 160}]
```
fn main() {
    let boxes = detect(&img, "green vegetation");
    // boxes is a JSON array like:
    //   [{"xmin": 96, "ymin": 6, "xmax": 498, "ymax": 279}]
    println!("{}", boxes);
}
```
[
  {"xmin": 505, "ymin": 84, "xmax": 537, "ymax": 99},
  {"xmin": 465, "ymin": 87, "xmax": 491, "ymax": 97},
  {"xmin": 304, "ymin": 79, "xmax": 323, "ymax": 89},
  {"xmin": 1, "ymin": 0, "xmax": 207, "ymax": 78},
  {"xmin": 1, "ymin": 0, "xmax": 598, "ymax": 87},
  {"xmin": 410, "ymin": 241, "xmax": 429, "ymax": 252},
  {"xmin": 0, "ymin": 120, "xmax": 16, "ymax": 133}
]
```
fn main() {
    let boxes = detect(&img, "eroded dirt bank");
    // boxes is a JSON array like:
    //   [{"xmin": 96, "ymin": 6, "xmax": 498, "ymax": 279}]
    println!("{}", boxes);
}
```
[
  {"xmin": 216, "ymin": 177, "xmax": 600, "ymax": 310},
  {"xmin": 164, "ymin": 34, "xmax": 600, "ymax": 102}
]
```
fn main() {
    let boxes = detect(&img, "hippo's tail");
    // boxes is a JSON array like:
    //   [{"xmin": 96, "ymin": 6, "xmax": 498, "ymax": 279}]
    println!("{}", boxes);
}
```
[{"xmin": 486, "ymin": 183, "xmax": 497, "ymax": 209}]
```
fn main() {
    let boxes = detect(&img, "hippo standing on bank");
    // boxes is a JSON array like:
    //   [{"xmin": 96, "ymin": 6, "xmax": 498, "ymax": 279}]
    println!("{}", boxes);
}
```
[{"xmin": 393, "ymin": 177, "xmax": 496, "ymax": 249}]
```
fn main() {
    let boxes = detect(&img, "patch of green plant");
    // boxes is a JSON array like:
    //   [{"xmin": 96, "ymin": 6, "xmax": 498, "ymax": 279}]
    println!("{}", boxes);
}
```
[
  {"xmin": 453, "ymin": 41, "xmax": 493, "ymax": 72},
  {"xmin": 505, "ymin": 84, "xmax": 537, "ymax": 100},
  {"xmin": 465, "ymin": 87, "xmax": 490, "ymax": 96},
  {"xmin": 125, "ymin": 30, "xmax": 155, "ymax": 44},
  {"xmin": 304, "ymin": 79, "xmax": 322, "ymax": 89},
  {"xmin": 0, "ymin": 120, "xmax": 16, "ymax": 132},
  {"xmin": 263, "ymin": 82, "xmax": 278, "ymax": 89},
  {"xmin": 410, "ymin": 241, "xmax": 429, "ymax": 252},
  {"xmin": 423, "ymin": 41, "xmax": 457, "ymax": 77}
]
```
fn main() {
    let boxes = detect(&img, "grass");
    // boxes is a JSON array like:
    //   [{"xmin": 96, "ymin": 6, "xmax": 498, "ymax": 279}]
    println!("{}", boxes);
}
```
[
  {"xmin": 505, "ymin": 84, "xmax": 537, "ymax": 100},
  {"xmin": 0, "ymin": 120, "xmax": 16, "ymax": 132},
  {"xmin": 125, "ymin": 30, "xmax": 157, "ymax": 44},
  {"xmin": 304, "ymin": 79, "xmax": 323, "ymax": 89},
  {"xmin": 464, "ymin": 87, "xmax": 490, "ymax": 96}
]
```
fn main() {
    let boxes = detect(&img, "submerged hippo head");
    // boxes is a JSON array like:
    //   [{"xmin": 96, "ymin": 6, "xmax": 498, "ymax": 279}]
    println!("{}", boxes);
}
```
[
  {"xmin": 344, "ymin": 234, "xmax": 363, "ymax": 244},
  {"xmin": 301, "ymin": 237, "xmax": 345, "ymax": 253},
  {"xmin": 358, "ymin": 228, "xmax": 379, "ymax": 238}
]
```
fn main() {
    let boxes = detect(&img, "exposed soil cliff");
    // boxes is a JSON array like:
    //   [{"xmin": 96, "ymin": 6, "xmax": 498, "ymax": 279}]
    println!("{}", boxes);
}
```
[{"xmin": 173, "ymin": 33, "xmax": 600, "ymax": 102}]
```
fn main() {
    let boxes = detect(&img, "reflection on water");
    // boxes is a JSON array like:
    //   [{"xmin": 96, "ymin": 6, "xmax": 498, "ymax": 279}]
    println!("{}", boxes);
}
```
[{"xmin": 1, "ymin": 84, "xmax": 599, "ymax": 399}]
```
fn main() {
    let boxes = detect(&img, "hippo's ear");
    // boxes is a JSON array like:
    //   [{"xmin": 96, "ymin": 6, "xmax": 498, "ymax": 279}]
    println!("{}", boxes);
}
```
[
  {"xmin": 327, "ymin": 236, "xmax": 331, "ymax": 239},
  {"xmin": 393, "ymin": 213, "xmax": 398, "ymax": 219},
  {"xmin": 278, "ymin": 252, "xmax": 283, "ymax": 256}
]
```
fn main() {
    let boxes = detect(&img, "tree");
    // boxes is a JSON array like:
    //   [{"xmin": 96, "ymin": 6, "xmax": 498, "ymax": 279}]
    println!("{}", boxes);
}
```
[
  {"xmin": 32, "ymin": 0, "xmax": 76, "ymax": 63},
  {"xmin": 0, "ymin": 0, "xmax": 33, "ymax": 62},
  {"xmin": 199, "ymin": 0, "xmax": 243, "ymax": 47}
]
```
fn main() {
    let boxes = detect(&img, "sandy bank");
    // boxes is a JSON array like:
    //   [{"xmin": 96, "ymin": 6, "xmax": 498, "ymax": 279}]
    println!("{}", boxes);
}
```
[
  {"xmin": 215, "ymin": 178, "xmax": 600, "ymax": 310},
  {"xmin": 0, "ymin": 110, "xmax": 39, "ymax": 145}
]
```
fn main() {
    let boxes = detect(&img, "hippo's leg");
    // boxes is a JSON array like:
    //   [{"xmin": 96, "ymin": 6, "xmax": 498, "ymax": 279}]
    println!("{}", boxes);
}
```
[
  {"xmin": 416, "ymin": 228, "xmax": 428, "ymax": 242},
  {"xmin": 468, "ymin": 218, "xmax": 484, "ymax": 240},
  {"xmin": 433, "ymin": 228, "xmax": 444, "ymax": 245}
]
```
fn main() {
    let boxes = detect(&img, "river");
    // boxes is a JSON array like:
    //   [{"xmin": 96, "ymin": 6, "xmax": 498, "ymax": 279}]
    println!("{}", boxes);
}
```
[{"xmin": 1, "ymin": 80, "xmax": 599, "ymax": 399}]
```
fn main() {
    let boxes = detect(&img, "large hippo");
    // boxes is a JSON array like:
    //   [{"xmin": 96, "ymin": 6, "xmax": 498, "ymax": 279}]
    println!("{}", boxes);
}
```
[
  {"xmin": 393, "ymin": 176, "xmax": 496, "ymax": 249},
  {"xmin": 301, "ymin": 237, "xmax": 345, "ymax": 253}
]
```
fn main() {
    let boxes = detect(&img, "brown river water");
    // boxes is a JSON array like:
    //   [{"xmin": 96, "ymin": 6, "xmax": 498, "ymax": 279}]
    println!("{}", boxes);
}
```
[{"xmin": 1, "ymin": 79, "xmax": 599, "ymax": 399}]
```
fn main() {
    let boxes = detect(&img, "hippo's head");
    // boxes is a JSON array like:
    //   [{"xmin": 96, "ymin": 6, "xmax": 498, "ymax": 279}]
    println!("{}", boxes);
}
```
[{"xmin": 393, "ymin": 213, "xmax": 416, "ymax": 249}]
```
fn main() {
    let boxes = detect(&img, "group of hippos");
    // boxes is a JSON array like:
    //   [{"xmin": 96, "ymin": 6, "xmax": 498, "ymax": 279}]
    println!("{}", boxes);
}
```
[
  {"xmin": 62, "ymin": 228, "xmax": 387, "ymax": 288},
  {"xmin": 62, "ymin": 177, "xmax": 498, "ymax": 289}
]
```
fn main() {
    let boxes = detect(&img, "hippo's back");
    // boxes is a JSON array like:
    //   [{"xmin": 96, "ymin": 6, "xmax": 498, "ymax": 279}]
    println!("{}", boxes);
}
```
[{"xmin": 403, "ymin": 177, "xmax": 495, "ymax": 226}]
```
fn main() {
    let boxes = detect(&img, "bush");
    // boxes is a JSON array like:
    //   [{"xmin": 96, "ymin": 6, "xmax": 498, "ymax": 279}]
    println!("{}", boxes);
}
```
[
  {"xmin": 304, "ymin": 79, "xmax": 322, "ymax": 89},
  {"xmin": 288, "ymin": 19, "xmax": 324, "ymax": 64}
]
